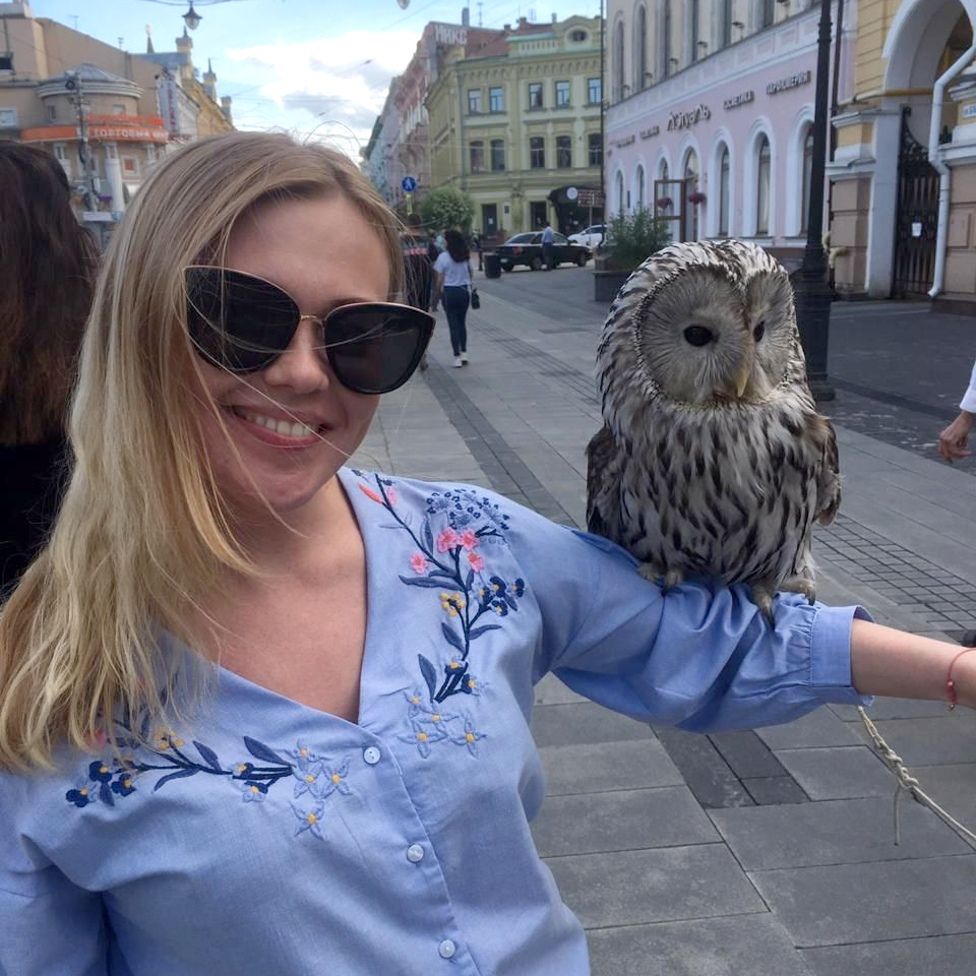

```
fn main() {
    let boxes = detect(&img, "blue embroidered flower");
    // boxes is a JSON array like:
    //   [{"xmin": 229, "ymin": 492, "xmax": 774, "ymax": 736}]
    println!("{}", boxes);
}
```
[
  {"xmin": 88, "ymin": 760, "xmax": 113, "ymax": 783},
  {"xmin": 66, "ymin": 786, "xmax": 94, "ymax": 808},
  {"xmin": 231, "ymin": 762, "xmax": 255, "ymax": 779},
  {"xmin": 292, "ymin": 765, "xmax": 325, "ymax": 799},
  {"xmin": 321, "ymin": 761, "xmax": 352, "ymax": 798},
  {"xmin": 398, "ymin": 721, "xmax": 448, "ymax": 759},
  {"xmin": 111, "ymin": 774, "xmax": 137, "ymax": 797},
  {"xmin": 291, "ymin": 803, "xmax": 325, "ymax": 839},
  {"xmin": 451, "ymin": 717, "xmax": 485, "ymax": 757},
  {"xmin": 240, "ymin": 780, "xmax": 269, "ymax": 803}
]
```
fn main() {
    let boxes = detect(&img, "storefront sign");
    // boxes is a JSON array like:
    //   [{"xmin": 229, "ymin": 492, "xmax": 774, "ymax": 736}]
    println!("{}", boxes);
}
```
[
  {"xmin": 723, "ymin": 90, "xmax": 754, "ymax": 111},
  {"xmin": 766, "ymin": 70, "xmax": 811, "ymax": 95},
  {"xmin": 667, "ymin": 104, "xmax": 711, "ymax": 131},
  {"xmin": 435, "ymin": 24, "xmax": 467, "ymax": 45},
  {"xmin": 639, "ymin": 125, "xmax": 660, "ymax": 140},
  {"xmin": 612, "ymin": 134, "xmax": 636, "ymax": 148},
  {"xmin": 88, "ymin": 125, "xmax": 169, "ymax": 143}
]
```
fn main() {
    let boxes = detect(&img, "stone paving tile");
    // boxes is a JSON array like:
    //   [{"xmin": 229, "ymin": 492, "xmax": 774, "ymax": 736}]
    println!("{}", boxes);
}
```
[
  {"xmin": 539, "ymin": 739, "xmax": 684, "ymax": 795},
  {"xmin": 710, "ymin": 797, "xmax": 970, "ymax": 870},
  {"xmin": 587, "ymin": 914, "xmax": 811, "ymax": 976},
  {"xmin": 709, "ymin": 730, "xmax": 787, "ymax": 779},
  {"xmin": 546, "ymin": 845, "xmax": 765, "ymax": 928},
  {"xmin": 742, "ymin": 776, "xmax": 809, "ymax": 805},
  {"xmin": 532, "ymin": 786, "xmax": 718, "ymax": 857},
  {"xmin": 533, "ymin": 672, "xmax": 586, "ymax": 706},
  {"xmin": 755, "ymin": 706, "xmax": 864, "ymax": 750},
  {"xmin": 800, "ymin": 933, "xmax": 976, "ymax": 976},
  {"xmin": 774, "ymin": 746, "xmax": 897, "ymax": 799},
  {"xmin": 910, "ymin": 763, "xmax": 976, "ymax": 823},
  {"xmin": 531, "ymin": 702, "xmax": 656, "ymax": 748},
  {"xmin": 750, "ymin": 855, "xmax": 976, "ymax": 945}
]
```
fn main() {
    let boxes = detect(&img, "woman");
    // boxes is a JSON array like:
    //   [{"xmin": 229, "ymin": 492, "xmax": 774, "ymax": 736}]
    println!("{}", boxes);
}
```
[
  {"xmin": 0, "ymin": 132, "xmax": 972, "ymax": 975},
  {"xmin": 0, "ymin": 143, "xmax": 98, "ymax": 596},
  {"xmin": 434, "ymin": 228, "xmax": 473, "ymax": 367}
]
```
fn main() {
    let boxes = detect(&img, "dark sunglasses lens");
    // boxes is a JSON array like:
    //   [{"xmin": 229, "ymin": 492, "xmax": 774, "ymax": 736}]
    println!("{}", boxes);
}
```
[
  {"xmin": 185, "ymin": 268, "xmax": 299, "ymax": 373},
  {"xmin": 326, "ymin": 306, "xmax": 432, "ymax": 394}
]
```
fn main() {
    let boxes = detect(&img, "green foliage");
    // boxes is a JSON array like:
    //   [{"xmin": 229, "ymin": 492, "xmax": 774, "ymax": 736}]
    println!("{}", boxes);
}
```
[
  {"xmin": 419, "ymin": 186, "xmax": 475, "ymax": 233},
  {"xmin": 601, "ymin": 208, "xmax": 672, "ymax": 271}
]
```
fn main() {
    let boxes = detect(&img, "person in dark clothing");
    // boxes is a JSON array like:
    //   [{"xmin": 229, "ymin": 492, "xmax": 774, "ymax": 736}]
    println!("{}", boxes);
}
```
[{"xmin": 0, "ymin": 143, "xmax": 98, "ymax": 597}]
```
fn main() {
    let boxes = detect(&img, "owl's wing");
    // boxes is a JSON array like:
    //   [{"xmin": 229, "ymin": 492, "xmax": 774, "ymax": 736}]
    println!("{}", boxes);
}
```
[
  {"xmin": 814, "ymin": 416, "xmax": 841, "ymax": 526},
  {"xmin": 585, "ymin": 425, "xmax": 622, "ymax": 540}
]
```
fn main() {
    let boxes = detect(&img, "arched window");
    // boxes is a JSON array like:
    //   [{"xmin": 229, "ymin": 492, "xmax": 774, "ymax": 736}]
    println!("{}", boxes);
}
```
[
  {"xmin": 659, "ymin": 158, "xmax": 669, "ymax": 183},
  {"xmin": 756, "ymin": 134, "xmax": 771, "ymax": 235},
  {"xmin": 615, "ymin": 170, "xmax": 625, "ymax": 213},
  {"xmin": 635, "ymin": 5, "xmax": 647, "ymax": 90},
  {"xmin": 683, "ymin": 149, "xmax": 699, "ymax": 241},
  {"xmin": 718, "ymin": 144, "xmax": 730, "ymax": 236},
  {"xmin": 636, "ymin": 164, "xmax": 645, "ymax": 210},
  {"xmin": 800, "ymin": 125, "xmax": 814, "ymax": 235},
  {"xmin": 613, "ymin": 21, "xmax": 625, "ymax": 102}
]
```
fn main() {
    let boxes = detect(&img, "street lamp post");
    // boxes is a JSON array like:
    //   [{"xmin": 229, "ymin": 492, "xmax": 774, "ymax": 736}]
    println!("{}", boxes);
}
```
[{"xmin": 793, "ymin": 0, "xmax": 836, "ymax": 401}]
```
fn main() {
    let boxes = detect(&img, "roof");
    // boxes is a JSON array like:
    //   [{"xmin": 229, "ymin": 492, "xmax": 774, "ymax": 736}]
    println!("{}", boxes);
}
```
[{"xmin": 43, "ymin": 62, "xmax": 129, "ymax": 84}]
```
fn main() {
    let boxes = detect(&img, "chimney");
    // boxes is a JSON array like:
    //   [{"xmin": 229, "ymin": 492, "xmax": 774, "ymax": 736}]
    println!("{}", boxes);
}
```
[
  {"xmin": 461, "ymin": 6, "xmax": 469, "ymax": 26},
  {"xmin": 220, "ymin": 95, "xmax": 233, "ymax": 123},
  {"xmin": 203, "ymin": 57, "xmax": 217, "ymax": 100}
]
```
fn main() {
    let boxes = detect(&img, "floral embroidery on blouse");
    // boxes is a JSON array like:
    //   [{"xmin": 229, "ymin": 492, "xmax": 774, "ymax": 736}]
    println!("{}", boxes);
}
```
[
  {"xmin": 397, "ymin": 690, "xmax": 486, "ymax": 758},
  {"xmin": 66, "ymin": 725, "xmax": 349, "ymax": 840},
  {"xmin": 356, "ymin": 474, "xmax": 525, "ymax": 709}
]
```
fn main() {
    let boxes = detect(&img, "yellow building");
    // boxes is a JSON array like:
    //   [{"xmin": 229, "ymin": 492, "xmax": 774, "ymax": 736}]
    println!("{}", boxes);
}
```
[
  {"xmin": 427, "ymin": 15, "xmax": 604, "ymax": 238},
  {"xmin": 828, "ymin": 0, "xmax": 976, "ymax": 305}
]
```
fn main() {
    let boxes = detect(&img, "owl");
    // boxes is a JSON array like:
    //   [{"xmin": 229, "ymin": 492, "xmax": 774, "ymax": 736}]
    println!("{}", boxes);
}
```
[{"xmin": 586, "ymin": 239, "xmax": 840, "ymax": 617}]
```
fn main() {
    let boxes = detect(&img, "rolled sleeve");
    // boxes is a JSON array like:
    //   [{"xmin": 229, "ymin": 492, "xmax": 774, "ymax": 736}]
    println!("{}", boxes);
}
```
[{"xmin": 960, "ymin": 360, "xmax": 976, "ymax": 413}]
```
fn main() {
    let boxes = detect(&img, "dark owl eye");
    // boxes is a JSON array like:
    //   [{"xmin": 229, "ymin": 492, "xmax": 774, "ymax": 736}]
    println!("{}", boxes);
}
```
[
  {"xmin": 753, "ymin": 320, "xmax": 766, "ymax": 342},
  {"xmin": 683, "ymin": 325, "xmax": 714, "ymax": 347}
]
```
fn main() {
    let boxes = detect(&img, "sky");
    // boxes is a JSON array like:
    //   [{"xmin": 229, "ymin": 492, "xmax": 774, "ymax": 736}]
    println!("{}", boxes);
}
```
[{"xmin": 31, "ymin": 0, "xmax": 601, "ymax": 158}]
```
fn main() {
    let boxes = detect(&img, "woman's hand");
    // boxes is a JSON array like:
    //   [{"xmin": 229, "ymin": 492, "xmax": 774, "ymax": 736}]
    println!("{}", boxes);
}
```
[{"xmin": 938, "ymin": 410, "xmax": 974, "ymax": 461}]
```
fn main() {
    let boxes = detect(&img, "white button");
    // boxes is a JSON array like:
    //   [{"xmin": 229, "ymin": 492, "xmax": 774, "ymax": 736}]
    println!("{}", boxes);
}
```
[
  {"xmin": 362, "ymin": 746, "xmax": 381, "ymax": 765},
  {"xmin": 438, "ymin": 940, "xmax": 456, "ymax": 959},
  {"xmin": 406, "ymin": 844, "xmax": 424, "ymax": 863}
]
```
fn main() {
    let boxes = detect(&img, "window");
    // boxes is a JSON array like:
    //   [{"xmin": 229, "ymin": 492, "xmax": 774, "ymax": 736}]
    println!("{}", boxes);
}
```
[
  {"xmin": 635, "ymin": 164, "xmax": 645, "ymax": 210},
  {"xmin": 0, "ymin": 107, "xmax": 16, "ymax": 128},
  {"xmin": 721, "ymin": 0, "xmax": 733, "ymax": 46},
  {"xmin": 482, "ymin": 203, "xmax": 498, "ymax": 236},
  {"xmin": 556, "ymin": 135, "xmax": 572, "ymax": 168},
  {"xmin": 800, "ymin": 125, "xmax": 814, "ymax": 234},
  {"xmin": 613, "ymin": 20, "xmax": 625, "ymax": 102},
  {"xmin": 46, "ymin": 104, "xmax": 57, "ymax": 122},
  {"xmin": 615, "ymin": 171, "xmax": 625, "ymax": 213},
  {"xmin": 122, "ymin": 157, "xmax": 138, "ymax": 176},
  {"xmin": 529, "ymin": 136, "xmax": 545, "ymax": 168},
  {"xmin": 530, "ymin": 201, "xmax": 547, "ymax": 228},
  {"xmin": 0, "ymin": 52, "xmax": 13, "ymax": 71},
  {"xmin": 528, "ymin": 82, "xmax": 543, "ymax": 109},
  {"xmin": 635, "ymin": 5, "xmax": 647, "ymax": 90},
  {"xmin": 470, "ymin": 140, "xmax": 485, "ymax": 173},
  {"xmin": 684, "ymin": 150, "xmax": 699, "ymax": 240},
  {"xmin": 53, "ymin": 143, "xmax": 68, "ymax": 161},
  {"xmin": 489, "ymin": 86, "xmax": 504, "ymax": 112},
  {"xmin": 760, "ymin": 0, "xmax": 775, "ymax": 29},
  {"xmin": 587, "ymin": 77, "xmax": 602, "ymax": 105},
  {"xmin": 112, "ymin": 104, "xmax": 126, "ymax": 116},
  {"xmin": 588, "ymin": 132, "xmax": 603, "ymax": 167},
  {"xmin": 147, "ymin": 144, "xmax": 158, "ymax": 164},
  {"xmin": 662, "ymin": 0, "xmax": 673, "ymax": 77},
  {"xmin": 718, "ymin": 144, "xmax": 730, "ymax": 236},
  {"xmin": 555, "ymin": 81, "xmax": 570, "ymax": 107},
  {"xmin": 490, "ymin": 138, "xmax": 505, "ymax": 171},
  {"xmin": 756, "ymin": 134, "xmax": 771, "ymax": 235},
  {"xmin": 468, "ymin": 89, "xmax": 482, "ymax": 114},
  {"xmin": 691, "ymin": 0, "xmax": 700, "ymax": 61},
  {"xmin": 659, "ymin": 158, "xmax": 669, "ymax": 183},
  {"xmin": 569, "ymin": 29, "xmax": 588, "ymax": 41}
]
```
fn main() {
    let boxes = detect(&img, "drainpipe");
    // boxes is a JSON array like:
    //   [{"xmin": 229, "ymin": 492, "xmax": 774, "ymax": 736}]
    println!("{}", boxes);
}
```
[{"xmin": 928, "ymin": 42, "xmax": 976, "ymax": 299}]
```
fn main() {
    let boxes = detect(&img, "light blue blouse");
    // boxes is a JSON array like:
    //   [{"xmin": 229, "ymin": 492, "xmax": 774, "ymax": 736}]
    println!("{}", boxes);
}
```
[{"xmin": 0, "ymin": 468, "xmax": 869, "ymax": 975}]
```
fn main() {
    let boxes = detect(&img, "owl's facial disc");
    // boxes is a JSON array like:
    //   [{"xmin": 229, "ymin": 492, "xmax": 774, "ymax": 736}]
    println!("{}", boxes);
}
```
[
  {"xmin": 743, "ymin": 271, "xmax": 796, "ymax": 394},
  {"xmin": 636, "ymin": 268, "xmax": 753, "ymax": 406}
]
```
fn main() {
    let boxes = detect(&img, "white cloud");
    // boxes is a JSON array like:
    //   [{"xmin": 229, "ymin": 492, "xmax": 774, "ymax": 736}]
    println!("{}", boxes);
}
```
[{"xmin": 224, "ymin": 29, "xmax": 417, "ymax": 153}]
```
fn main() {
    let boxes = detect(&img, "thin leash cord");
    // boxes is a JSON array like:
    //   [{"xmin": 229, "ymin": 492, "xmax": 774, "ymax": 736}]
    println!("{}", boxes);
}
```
[{"xmin": 857, "ymin": 706, "xmax": 976, "ymax": 850}]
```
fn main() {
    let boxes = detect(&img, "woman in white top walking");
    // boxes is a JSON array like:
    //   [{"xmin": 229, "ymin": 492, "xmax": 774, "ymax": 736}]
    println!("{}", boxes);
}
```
[{"xmin": 433, "ymin": 230, "xmax": 472, "ymax": 367}]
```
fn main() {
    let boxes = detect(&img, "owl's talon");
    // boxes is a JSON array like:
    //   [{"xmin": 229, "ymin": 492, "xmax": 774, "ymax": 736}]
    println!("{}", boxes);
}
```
[
  {"xmin": 750, "ymin": 585, "xmax": 776, "ymax": 626},
  {"xmin": 780, "ymin": 576, "xmax": 817, "ymax": 605},
  {"xmin": 638, "ymin": 562, "xmax": 663, "ymax": 584}
]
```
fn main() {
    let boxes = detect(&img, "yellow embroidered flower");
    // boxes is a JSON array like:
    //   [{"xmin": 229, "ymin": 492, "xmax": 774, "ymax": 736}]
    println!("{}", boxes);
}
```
[
  {"xmin": 416, "ymin": 731, "xmax": 429, "ymax": 742},
  {"xmin": 439, "ymin": 591, "xmax": 466, "ymax": 617}
]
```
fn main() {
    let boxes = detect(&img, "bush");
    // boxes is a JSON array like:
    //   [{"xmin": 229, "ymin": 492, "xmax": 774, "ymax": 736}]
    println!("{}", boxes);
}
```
[
  {"xmin": 419, "ymin": 186, "xmax": 475, "ymax": 234},
  {"xmin": 600, "ymin": 208, "xmax": 671, "ymax": 271}
]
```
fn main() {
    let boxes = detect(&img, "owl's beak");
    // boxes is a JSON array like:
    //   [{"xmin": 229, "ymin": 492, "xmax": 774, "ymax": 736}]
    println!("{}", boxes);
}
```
[{"xmin": 735, "ymin": 365, "xmax": 750, "ymax": 399}]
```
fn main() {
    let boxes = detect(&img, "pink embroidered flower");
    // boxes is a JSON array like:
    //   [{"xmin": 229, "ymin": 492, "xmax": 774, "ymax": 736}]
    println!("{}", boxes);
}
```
[
  {"xmin": 467, "ymin": 551, "xmax": 485, "ymax": 572},
  {"xmin": 459, "ymin": 529, "xmax": 479, "ymax": 550},
  {"xmin": 358, "ymin": 484, "xmax": 382, "ymax": 503},
  {"xmin": 436, "ymin": 528, "xmax": 459, "ymax": 552},
  {"xmin": 410, "ymin": 552, "xmax": 428, "ymax": 574},
  {"xmin": 385, "ymin": 487, "xmax": 398, "ymax": 505}
]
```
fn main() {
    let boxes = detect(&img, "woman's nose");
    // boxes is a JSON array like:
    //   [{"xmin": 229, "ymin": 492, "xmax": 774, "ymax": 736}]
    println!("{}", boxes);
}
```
[{"xmin": 262, "ymin": 317, "xmax": 330, "ymax": 393}]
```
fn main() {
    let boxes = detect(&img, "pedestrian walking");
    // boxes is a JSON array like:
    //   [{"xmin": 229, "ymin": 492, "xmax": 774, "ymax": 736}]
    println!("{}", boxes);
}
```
[
  {"xmin": 937, "ymin": 358, "xmax": 976, "ymax": 461},
  {"xmin": 541, "ymin": 221, "xmax": 555, "ymax": 270},
  {"xmin": 0, "ymin": 142, "xmax": 98, "ymax": 598},
  {"xmin": 471, "ymin": 230, "xmax": 483, "ymax": 271},
  {"xmin": 1, "ymin": 131, "xmax": 973, "ymax": 976},
  {"xmin": 400, "ymin": 213, "xmax": 438, "ymax": 370},
  {"xmin": 433, "ymin": 228, "xmax": 472, "ymax": 367}
]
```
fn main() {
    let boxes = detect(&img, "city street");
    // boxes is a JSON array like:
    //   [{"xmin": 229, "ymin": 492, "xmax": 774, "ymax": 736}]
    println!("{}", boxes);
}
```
[{"xmin": 354, "ymin": 265, "xmax": 976, "ymax": 976}]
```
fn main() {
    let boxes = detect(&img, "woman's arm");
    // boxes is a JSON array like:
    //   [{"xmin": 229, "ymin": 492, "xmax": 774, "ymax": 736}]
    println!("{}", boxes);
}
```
[{"xmin": 852, "ymin": 619, "xmax": 976, "ymax": 707}]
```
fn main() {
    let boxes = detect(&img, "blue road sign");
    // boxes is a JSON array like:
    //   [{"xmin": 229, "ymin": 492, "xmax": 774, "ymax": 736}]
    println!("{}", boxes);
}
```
[{"xmin": 401, "ymin": 176, "xmax": 417, "ymax": 193}]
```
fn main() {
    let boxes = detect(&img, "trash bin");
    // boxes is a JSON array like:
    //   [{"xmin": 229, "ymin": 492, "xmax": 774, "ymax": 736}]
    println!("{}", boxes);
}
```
[{"xmin": 483, "ymin": 252, "xmax": 501, "ymax": 279}]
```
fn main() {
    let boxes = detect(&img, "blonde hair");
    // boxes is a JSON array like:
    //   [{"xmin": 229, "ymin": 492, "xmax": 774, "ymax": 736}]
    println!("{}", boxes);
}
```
[{"xmin": 0, "ymin": 132, "xmax": 403, "ymax": 770}]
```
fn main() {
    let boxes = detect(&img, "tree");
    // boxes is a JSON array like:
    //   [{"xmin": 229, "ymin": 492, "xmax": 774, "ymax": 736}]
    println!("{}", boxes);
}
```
[{"xmin": 419, "ymin": 186, "xmax": 475, "ymax": 233}]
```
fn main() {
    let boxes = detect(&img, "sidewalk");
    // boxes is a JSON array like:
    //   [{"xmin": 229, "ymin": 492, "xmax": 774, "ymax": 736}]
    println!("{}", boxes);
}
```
[{"xmin": 353, "ymin": 270, "xmax": 976, "ymax": 975}]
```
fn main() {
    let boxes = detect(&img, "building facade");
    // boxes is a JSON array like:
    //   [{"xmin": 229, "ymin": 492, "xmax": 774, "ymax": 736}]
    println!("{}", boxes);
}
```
[
  {"xmin": 605, "ymin": 0, "xmax": 852, "ymax": 268},
  {"xmin": 828, "ymin": 0, "xmax": 976, "ymax": 304},
  {"xmin": 426, "ymin": 15, "xmax": 604, "ymax": 238}
]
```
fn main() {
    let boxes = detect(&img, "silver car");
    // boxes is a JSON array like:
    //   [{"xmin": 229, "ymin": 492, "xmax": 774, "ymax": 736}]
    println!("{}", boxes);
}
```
[{"xmin": 567, "ymin": 224, "xmax": 606, "ymax": 249}]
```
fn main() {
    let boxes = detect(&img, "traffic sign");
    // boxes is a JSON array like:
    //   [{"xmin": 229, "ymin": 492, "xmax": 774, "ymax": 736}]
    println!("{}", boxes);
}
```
[{"xmin": 401, "ymin": 176, "xmax": 417, "ymax": 193}]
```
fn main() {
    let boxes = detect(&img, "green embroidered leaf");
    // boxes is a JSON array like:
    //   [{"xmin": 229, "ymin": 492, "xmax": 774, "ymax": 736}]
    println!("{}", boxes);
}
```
[
  {"xmin": 468, "ymin": 624, "xmax": 502, "ymax": 640},
  {"xmin": 418, "ymin": 654, "xmax": 437, "ymax": 700},
  {"xmin": 99, "ymin": 782, "xmax": 114, "ymax": 806},
  {"xmin": 441, "ymin": 622, "xmax": 465, "ymax": 653},
  {"xmin": 153, "ymin": 768, "xmax": 197, "ymax": 792},
  {"xmin": 194, "ymin": 741, "xmax": 222, "ymax": 771},
  {"xmin": 423, "ymin": 518, "xmax": 434, "ymax": 551},
  {"xmin": 243, "ymin": 736, "xmax": 288, "ymax": 765},
  {"xmin": 398, "ymin": 575, "xmax": 452, "ymax": 589}
]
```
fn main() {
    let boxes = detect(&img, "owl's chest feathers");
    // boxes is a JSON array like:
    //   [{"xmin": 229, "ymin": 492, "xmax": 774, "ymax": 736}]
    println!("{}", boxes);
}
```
[{"xmin": 615, "ymin": 396, "xmax": 820, "ymax": 582}]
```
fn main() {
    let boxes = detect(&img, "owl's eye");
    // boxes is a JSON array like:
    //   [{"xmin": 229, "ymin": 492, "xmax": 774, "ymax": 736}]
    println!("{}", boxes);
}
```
[
  {"xmin": 683, "ymin": 325, "xmax": 714, "ymax": 347},
  {"xmin": 753, "ymin": 320, "xmax": 766, "ymax": 342}
]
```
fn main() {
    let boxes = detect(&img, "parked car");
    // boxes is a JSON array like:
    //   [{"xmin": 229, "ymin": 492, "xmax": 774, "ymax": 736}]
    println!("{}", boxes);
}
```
[
  {"xmin": 494, "ymin": 231, "xmax": 591, "ymax": 271},
  {"xmin": 567, "ymin": 224, "xmax": 606, "ymax": 249}
]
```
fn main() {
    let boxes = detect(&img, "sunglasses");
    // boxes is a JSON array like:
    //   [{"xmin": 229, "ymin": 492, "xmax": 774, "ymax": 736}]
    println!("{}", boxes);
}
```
[{"xmin": 184, "ymin": 266, "xmax": 434, "ymax": 395}]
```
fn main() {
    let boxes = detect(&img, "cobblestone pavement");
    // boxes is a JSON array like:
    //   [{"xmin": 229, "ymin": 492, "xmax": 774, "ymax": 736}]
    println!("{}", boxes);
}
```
[{"xmin": 353, "ymin": 266, "xmax": 976, "ymax": 976}]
